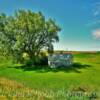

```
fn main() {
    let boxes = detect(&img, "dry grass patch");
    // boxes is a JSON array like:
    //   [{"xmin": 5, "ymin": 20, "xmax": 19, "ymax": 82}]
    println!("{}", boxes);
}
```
[{"xmin": 0, "ymin": 77, "xmax": 52, "ymax": 100}]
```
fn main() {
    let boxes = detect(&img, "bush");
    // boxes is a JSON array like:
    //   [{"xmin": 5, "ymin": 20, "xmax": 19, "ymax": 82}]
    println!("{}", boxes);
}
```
[
  {"xmin": 24, "ymin": 55, "xmax": 48, "ymax": 67},
  {"xmin": 40, "ymin": 55, "xmax": 48, "ymax": 66}
]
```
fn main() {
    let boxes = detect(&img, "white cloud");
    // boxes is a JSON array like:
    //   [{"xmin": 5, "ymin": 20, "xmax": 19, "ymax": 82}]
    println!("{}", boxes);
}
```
[
  {"xmin": 93, "ymin": 10, "xmax": 99, "ymax": 16},
  {"xmin": 92, "ymin": 29, "xmax": 100, "ymax": 39},
  {"xmin": 86, "ymin": 20, "xmax": 100, "ymax": 26},
  {"xmin": 92, "ymin": 2, "xmax": 100, "ymax": 17},
  {"xmin": 86, "ymin": 2, "xmax": 100, "ymax": 27}
]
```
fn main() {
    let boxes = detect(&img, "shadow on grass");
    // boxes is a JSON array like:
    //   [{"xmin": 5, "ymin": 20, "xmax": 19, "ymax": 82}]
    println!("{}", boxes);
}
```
[{"xmin": 12, "ymin": 62, "xmax": 91, "ymax": 73}]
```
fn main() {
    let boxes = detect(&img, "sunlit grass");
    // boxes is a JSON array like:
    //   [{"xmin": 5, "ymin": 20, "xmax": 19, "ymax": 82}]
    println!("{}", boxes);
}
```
[{"xmin": 0, "ymin": 53, "xmax": 100, "ymax": 99}]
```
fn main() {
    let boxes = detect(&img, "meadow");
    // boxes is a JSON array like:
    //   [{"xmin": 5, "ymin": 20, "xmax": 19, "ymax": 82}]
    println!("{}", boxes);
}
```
[{"xmin": 0, "ymin": 52, "xmax": 100, "ymax": 100}]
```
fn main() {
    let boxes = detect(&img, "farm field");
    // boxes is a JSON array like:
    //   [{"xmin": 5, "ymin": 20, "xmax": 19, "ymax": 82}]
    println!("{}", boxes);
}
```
[{"xmin": 0, "ymin": 52, "xmax": 100, "ymax": 99}]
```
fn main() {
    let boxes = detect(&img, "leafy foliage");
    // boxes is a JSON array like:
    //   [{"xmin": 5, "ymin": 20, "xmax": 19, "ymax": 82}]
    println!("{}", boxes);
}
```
[{"xmin": 0, "ymin": 10, "xmax": 61, "ymax": 64}]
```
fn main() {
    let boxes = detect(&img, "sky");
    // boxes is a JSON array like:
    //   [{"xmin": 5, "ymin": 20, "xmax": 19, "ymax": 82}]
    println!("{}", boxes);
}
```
[{"xmin": 0, "ymin": 0, "xmax": 100, "ymax": 51}]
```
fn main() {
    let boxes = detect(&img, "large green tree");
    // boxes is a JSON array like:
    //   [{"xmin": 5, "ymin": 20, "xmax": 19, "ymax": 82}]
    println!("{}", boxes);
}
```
[{"xmin": 0, "ymin": 10, "xmax": 61, "ymax": 63}]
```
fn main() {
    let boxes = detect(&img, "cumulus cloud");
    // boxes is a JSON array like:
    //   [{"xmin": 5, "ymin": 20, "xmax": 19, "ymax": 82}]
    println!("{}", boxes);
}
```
[
  {"xmin": 92, "ymin": 29, "xmax": 100, "ymax": 39},
  {"xmin": 86, "ymin": 2, "xmax": 100, "ymax": 40}
]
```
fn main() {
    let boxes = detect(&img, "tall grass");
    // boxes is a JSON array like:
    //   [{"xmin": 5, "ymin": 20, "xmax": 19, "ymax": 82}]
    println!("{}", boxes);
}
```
[
  {"xmin": 0, "ymin": 77, "xmax": 54, "ymax": 100},
  {"xmin": 0, "ymin": 77, "xmax": 99, "ymax": 100}
]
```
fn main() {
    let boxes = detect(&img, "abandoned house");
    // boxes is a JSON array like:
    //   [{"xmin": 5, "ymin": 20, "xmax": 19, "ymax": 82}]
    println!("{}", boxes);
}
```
[{"xmin": 48, "ymin": 53, "xmax": 73, "ymax": 68}]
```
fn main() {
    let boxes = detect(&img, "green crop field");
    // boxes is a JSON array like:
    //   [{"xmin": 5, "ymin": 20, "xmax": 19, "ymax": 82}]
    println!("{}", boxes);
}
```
[{"xmin": 0, "ymin": 52, "xmax": 100, "ymax": 100}]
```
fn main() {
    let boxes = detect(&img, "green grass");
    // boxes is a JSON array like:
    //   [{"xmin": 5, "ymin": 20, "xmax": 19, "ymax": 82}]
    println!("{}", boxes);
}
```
[{"xmin": 0, "ymin": 53, "xmax": 100, "ymax": 99}]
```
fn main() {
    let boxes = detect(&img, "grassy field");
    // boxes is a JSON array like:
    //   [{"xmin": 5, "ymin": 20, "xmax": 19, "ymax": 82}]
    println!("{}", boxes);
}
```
[{"xmin": 0, "ymin": 53, "xmax": 100, "ymax": 99}]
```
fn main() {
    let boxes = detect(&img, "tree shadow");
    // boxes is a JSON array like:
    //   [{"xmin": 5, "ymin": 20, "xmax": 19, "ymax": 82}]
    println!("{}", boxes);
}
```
[{"xmin": 12, "ymin": 62, "xmax": 91, "ymax": 73}]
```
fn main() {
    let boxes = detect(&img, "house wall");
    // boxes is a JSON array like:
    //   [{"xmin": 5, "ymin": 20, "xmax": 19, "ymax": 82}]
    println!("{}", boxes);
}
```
[{"xmin": 48, "ymin": 54, "xmax": 73, "ymax": 68}]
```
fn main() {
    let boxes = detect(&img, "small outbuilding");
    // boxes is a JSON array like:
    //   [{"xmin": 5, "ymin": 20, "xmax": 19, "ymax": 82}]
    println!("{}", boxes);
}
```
[{"xmin": 48, "ymin": 53, "xmax": 73, "ymax": 68}]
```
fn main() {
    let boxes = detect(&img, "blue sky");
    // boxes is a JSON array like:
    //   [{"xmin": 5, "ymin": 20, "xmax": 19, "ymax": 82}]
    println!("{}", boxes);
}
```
[{"xmin": 0, "ymin": 0, "xmax": 100, "ymax": 51}]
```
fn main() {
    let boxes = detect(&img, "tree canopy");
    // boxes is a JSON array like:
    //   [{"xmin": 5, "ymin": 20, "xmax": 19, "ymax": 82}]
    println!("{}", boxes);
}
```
[{"xmin": 0, "ymin": 10, "xmax": 61, "ymax": 63}]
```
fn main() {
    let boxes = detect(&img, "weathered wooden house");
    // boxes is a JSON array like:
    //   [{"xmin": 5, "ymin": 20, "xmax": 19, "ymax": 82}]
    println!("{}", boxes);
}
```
[{"xmin": 48, "ymin": 53, "xmax": 73, "ymax": 68}]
